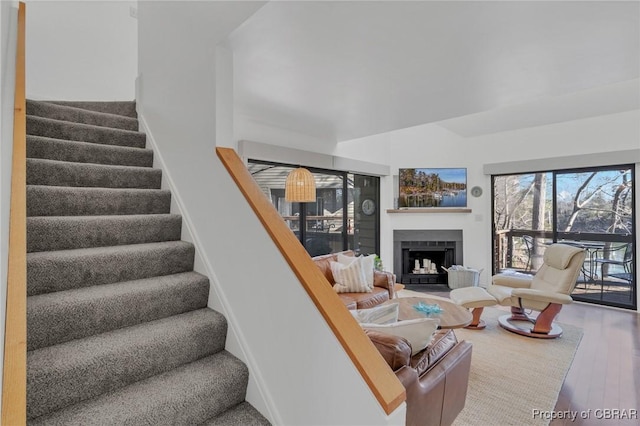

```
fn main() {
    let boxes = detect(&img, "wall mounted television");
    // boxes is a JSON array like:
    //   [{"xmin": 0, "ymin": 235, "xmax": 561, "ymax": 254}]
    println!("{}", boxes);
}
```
[{"xmin": 398, "ymin": 168, "xmax": 467, "ymax": 208}]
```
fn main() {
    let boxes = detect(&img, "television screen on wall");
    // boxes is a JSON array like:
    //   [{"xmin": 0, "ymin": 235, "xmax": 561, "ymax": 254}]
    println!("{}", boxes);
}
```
[{"xmin": 398, "ymin": 168, "xmax": 467, "ymax": 208}]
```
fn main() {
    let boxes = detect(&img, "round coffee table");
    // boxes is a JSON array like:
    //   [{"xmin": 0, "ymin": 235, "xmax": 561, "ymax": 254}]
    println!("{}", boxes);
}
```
[{"xmin": 392, "ymin": 296, "xmax": 473, "ymax": 329}]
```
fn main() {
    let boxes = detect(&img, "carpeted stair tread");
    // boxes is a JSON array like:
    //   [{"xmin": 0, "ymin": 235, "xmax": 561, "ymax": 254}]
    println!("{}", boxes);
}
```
[
  {"xmin": 27, "ymin": 186, "xmax": 171, "ymax": 216},
  {"xmin": 27, "ymin": 135, "xmax": 153, "ymax": 167},
  {"xmin": 27, "ymin": 158, "xmax": 161, "ymax": 189},
  {"xmin": 27, "ymin": 214, "xmax": 182, "ymax": 252},
  {"xmin": 201, "ymin": 402, "xmax": 271, "ymax": 426},
  {"xmin": 27, "ymin": 308, "xmax": 227, "ymax": 420},
  {"xmin": 27, "ymin": 241, "xmax": 196, "ymax": 296},
  {"xmin": 27, "ymin": 271, "xmax": 210, "ymax": 351},
  {"xmin": 27, "ymin": 100, "xmax": 138, "ymax": 131},
  {"xmin": 29, "ymin": 351, "xmax": 248, "ymax": 426},
  {"xmin": 25, "ymin": 96, "xmax": 264, "ymax": 425},
  {"xmin": 43, "ymin": 100, "xmax": 137, "ymax": 118},
  {"xmin": 27, "ymin": 115, "xmax": 145, "ymax": 148}
]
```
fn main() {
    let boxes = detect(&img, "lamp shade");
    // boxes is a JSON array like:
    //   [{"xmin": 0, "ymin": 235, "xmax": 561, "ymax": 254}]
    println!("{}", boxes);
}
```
[{"xmin": 285, "ymin": 167, "xmax": 316, "ymax": 202}]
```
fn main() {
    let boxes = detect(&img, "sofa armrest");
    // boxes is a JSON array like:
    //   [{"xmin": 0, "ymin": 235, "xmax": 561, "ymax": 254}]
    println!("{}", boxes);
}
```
[
  {"xmin": 395, "ymin": 365, "xmax": 419, "ymax": 393},
  {"xmin": 364, "ymin": 329, "xmax": 411, "ymax": 371},
  {"xmin": 397, "ymin": 340, "xmax": 473, "ymax": 426},
  {"xmin": 373, "ymin": 270, "xmax": 396, "ymax": 298}
]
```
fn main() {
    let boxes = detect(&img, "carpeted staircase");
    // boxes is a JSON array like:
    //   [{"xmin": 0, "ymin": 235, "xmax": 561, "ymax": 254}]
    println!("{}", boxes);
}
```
[{"xmin": 25, "ymin": 99, "xmax": 270, "ymax": 425}]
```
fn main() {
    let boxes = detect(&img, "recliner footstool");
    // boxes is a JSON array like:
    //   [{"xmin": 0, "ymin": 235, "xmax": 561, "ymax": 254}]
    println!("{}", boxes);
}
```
[{"xmin": 450, "ymin": 286, "xmax": 497, "ymax": 330}]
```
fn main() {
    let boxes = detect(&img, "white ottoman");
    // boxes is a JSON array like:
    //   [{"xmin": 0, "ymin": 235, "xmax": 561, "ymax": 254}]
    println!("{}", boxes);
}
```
[{"xmin": 450, "ymin": 286, "xmax": 497, "ymax": 330}]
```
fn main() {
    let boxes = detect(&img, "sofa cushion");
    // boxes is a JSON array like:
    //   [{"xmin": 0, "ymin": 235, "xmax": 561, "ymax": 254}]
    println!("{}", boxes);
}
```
[
  {"xmin": 351, "ymin": 287, "xmax": 389, "ymax": 309},
  {"xmin": 362, "ymin": 317, "xmax": 440, "ymax": 356},
  {"xmin": 339, "ymin": 295, "xmax": 357, "ymax": 310},
  {"xmin": 331, "ymin": 257, "xmax": 371, "ymax": 293},
  {"xmin": 410, "ymin": 329, "xmax": 459, "ymax": 377},
  {"xmin": 350, "ymin": 302, "xmax": 399, "ymax": 325}
]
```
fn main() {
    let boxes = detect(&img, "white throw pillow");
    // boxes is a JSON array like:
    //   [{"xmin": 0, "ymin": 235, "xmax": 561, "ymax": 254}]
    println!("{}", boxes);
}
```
[
  {"xmin": 331, "ymin": 257, "xmax": 370, "ymax": 293},
  {"xmin": 360, "ymin": 254, "xmax": 376, "ymax": 288},
  {"xmin": 337, "ymin": 253, "xmax": 375, "ymax": 289},
  {"xmin": 336, "ymin": 252, "xmax": 353, "ymax": 264},
  {"xmin": 362, "ymin": 318, "xmax": 440, "ymax": 355},
  {"xmin": 350, "ymin": 303, "xmax": 399, "ymax": 325}
]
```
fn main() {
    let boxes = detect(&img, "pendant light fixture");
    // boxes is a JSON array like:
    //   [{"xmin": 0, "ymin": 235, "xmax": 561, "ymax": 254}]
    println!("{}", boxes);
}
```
[{"xmin": 285, "ymin": 167, "xmax": 316, "ymax": 202}]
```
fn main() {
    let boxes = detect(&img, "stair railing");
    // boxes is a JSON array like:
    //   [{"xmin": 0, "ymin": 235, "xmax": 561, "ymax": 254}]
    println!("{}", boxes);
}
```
[
  {"xmin": 216, "ymin": 147, "xmax": 405, "ymax": 415},
  {"xmin": 2, "ymin": 2, "xmax": 27, "ymax": 424}
]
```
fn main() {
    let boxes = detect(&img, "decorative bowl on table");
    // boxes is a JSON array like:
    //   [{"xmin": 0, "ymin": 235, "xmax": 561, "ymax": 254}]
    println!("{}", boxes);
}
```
[{"xmin": 413, "ymin": 302, "xmax": 443, "ymax": 317}]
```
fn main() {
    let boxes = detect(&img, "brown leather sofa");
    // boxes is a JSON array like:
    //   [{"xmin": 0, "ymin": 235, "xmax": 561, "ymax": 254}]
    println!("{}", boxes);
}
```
[
  {"xmin": 366, "ymin": 329, "xmax": 472, "ymax": 426},
  {"xmin": 312, "ymin": 251, "xmax": 472, "ymax": 426},
  {"xmin": 312, "ymin": 251, "xmax": 395, "ymax": 309}
]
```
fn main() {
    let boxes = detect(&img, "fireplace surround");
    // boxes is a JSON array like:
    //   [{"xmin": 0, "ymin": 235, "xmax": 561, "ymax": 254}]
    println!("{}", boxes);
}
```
[{"xmin": 393, "ymin": 230, "xmax": 464, "ymax": 285}]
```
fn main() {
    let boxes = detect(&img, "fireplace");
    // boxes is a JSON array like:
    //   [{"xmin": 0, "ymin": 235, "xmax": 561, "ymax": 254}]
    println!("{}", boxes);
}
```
[{"xmin": 393, "ymin": 230, "xmax": 463, "ymax": 285}]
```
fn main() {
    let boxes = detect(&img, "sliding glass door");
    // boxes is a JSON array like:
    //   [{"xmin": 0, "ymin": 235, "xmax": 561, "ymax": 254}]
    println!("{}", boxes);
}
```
[
  {"xmin": 248, "ymin": 160, "xmax": 379, "ymax": 257},
  {"xmin": 493, "ymin": 164, "xmax": 636, "ymax": 309},
  {"xmin": 493, "ymin": 172, "xmax": 553, "ymax": 272}
]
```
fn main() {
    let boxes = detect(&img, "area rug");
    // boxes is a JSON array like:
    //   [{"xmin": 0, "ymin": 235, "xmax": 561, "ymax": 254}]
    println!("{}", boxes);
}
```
[{"xmin": 451, "ymin": 307, "xmax": 583, "ymax": 426}]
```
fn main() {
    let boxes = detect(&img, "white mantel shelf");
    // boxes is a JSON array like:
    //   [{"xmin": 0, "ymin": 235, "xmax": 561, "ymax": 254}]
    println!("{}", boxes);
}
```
[{"xmin": 386, "ymin": 208, "xmax": 472, "ymax": 214}]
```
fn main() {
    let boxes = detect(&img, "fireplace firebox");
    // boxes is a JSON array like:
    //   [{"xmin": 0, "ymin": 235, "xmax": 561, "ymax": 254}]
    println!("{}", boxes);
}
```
[
  {"xmin": 401, "ymin": 245, "xmax": 455, "ymax": 284},
  {"xmin": 393, "ymin": 230, "xmax": 463, "ymax": 285}
]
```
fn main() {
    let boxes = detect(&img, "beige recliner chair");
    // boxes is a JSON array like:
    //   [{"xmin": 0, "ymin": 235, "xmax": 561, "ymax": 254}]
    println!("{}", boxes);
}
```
[{"xmin": 487, "ymin": 243, "xmax": 586, "ymax": 338}]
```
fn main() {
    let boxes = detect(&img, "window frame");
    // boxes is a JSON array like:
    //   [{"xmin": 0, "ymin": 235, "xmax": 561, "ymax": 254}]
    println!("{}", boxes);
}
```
[
  {"xmin": 491, "ymin": 163, "xmax": 636, "ymax": 310},
  {"xmin": 248, "ymin": 159, "xmax": 380, "ymax": 257}
]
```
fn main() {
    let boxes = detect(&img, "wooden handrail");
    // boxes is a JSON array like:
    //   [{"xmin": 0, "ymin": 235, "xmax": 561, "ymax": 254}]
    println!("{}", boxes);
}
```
[
  {"xmin": 216, "ymin": 147, "xmax": 405, "ymax": 415},
  {"xmin": 2, "ymin": 2, "xmax": 27, "ymax": 424}
]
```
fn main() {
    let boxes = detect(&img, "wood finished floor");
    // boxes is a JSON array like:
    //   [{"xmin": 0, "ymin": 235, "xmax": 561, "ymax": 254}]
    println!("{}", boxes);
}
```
[
  {"xmin": 418, "ymin": 286, "xmax": 640, "ymax": 425},
  {"xmin": 549, "ymin": 301, "xmax": 639, "ymax": 426}
]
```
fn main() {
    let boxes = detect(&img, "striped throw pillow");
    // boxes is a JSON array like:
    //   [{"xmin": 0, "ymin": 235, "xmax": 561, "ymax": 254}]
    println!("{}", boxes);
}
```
[
  {"xmin": 338, "ymin": 253, "xmax": 376, "ymax": 289},
  {"xmin": 331, "ymin": 257, "xmax": 371, "ymax": 293},
  {"xmin": 350, "ymin": 303, "xmax": 399, "ymax": 325}
]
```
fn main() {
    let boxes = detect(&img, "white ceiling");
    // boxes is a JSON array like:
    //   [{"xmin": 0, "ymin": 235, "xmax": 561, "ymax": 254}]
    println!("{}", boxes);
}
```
[{"xmin": 229, "ymin": 1, "xmax": 640, "ymax": 142}]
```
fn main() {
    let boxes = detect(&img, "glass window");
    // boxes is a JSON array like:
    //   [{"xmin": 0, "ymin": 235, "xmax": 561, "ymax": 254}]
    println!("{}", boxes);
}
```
[
  {"xmin": 492, "ymin": 165, "xmax": 635, "ymax": 310},
  {"xmin": 248, "ymin": 160, "xmax": 380, "ymax": 258},
  {"xmin": 556, "ymin": 169, "xmax": 633, "ymax": 235},
  {"xmin": 493, "ymin": 173, "xmax": 553, "ymax": 271}
]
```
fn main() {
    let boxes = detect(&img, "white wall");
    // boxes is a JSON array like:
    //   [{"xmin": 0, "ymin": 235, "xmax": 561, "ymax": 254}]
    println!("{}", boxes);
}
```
[
  {"xmin": 137, "ymin": 2, "xmax": 404, "ymax": 424},
  {"xmin": 25, "ymin": 0, "xmax": 137, "ymax": 100},
  {"xmin": 335, "ymin": 110, "xmax": 640, "ymax": 308},
  {"xmin": 0, "ymin": 0, "xmax": 19, "ymax": 413},
  {"xmin": 236, "ymin": 112, "xmax": 336, "ymax": 155}
]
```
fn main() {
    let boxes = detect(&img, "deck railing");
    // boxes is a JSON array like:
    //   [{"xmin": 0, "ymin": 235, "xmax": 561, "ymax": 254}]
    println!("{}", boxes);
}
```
[
  {"xmin": 2, "ymin": 2, "xmax": 27, "ymax": 424},
  {"xmin": 216, "ymin": 147, "xmax": 406, "ymax": 415},
  {"xmin": 494, "ymin": 229, "xmax": 554, "ymax": 273}
]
